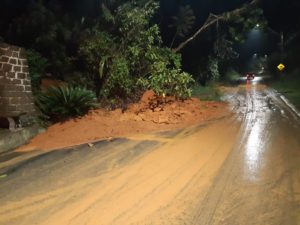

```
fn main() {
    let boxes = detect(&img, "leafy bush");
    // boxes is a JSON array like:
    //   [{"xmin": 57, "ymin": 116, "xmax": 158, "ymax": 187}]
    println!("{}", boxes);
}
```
[
  {"xmin": 26, "ymin": 49, "xmax": 48, "ymax": 92},
  {"xmin": 36, "ymin": 86, "xmax": 97, "ymax": 121},
  {"xmin": 149, "ymin": 62, "xmax": 194, "ymax": 99},
  {"xmin": 208, "ymin": 57, "xmax": 220, "ymax": 81},
  {"xmin": 100, "ymin": 57, "xmax": 133, "ymax": 98},
  {"xmin": 79, "ymin": 1, "xmax": 194, "ymax": 101},
  {"xmin": 63, "ymin": 72, "xmax": 95, "ymax": 91},
  {"xmin": 192, "ymin": 84, "xmax": 221, "ymax": 101},
  {"xmin": 224, "ymin": 68, "xmax": 240, "ymax": 82}
]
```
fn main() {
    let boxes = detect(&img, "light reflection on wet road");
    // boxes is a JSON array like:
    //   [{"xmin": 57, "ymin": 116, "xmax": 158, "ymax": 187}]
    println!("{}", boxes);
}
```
[{"xmin": 196, "ymin": 83, "xmax": 300, "ymax": 225}]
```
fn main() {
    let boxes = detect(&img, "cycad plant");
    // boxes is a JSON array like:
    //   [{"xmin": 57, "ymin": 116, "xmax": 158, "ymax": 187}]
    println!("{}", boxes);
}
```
[{"xmin": 36, "ymin": 86, "xmax": 97, "ymax": 121}]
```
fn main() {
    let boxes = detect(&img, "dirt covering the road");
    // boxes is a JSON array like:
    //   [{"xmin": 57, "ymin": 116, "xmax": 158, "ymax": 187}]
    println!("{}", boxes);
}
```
[{"xmin": 17, "ymin": 90, "xmax": 230, "ymax": 151}]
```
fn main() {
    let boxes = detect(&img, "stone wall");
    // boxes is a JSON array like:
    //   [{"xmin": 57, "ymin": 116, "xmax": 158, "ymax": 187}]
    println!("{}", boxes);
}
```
[{"xmin": 0, "ymin": 42, "xmax": 35, "ymax": 118}]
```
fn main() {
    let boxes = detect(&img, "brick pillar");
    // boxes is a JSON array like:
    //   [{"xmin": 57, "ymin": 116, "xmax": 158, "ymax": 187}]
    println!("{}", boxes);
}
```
[{"xmin": 0, "ymin": 42, "xmax": 36, "ymax": 120}]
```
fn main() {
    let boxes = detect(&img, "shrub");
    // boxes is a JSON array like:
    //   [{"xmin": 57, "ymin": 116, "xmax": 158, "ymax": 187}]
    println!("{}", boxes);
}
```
[
  {"xmin": 36, "ymin": 86, "xmax": 97, "ymax": 121},
  {"xmin": 149, "ymin": 61, "xmax": 194, "ymax": 99},
  {"xmin": 100, "ymin": 57, "xmax": 133, "ymax": 98},
  {"xmin": 208, "ymin": 57, "xmax": 220, "ymax": 81},
  {"xmin": 63, "ymin": 72, "xmax": 95, "ymax": 91},
  {"xmin": 26, "ymin": 49, "xmax": 48, "ymax": 92},
  {"xmin": 224, "ymin": 68, "xmax": 240, "ymax": 82},
  {"xmin": 192, "ymin": 83, "xmax": 221, "ymax": 101},
  {"xmin": 79, "ymin": 2, "xmax": 194, "ymax": 101}
]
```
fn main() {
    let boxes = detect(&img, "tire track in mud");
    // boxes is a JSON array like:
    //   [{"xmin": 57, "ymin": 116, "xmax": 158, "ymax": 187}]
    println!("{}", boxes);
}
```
[{"xmin": 0, "ymin": 117, "xmax": 240, "ymax": 225}]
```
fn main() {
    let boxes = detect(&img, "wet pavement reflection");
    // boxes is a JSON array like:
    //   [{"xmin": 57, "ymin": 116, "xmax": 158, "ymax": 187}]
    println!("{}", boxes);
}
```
[{"xmin": 198, "ymin": 81, "xmax": 300, "ymax": 225}]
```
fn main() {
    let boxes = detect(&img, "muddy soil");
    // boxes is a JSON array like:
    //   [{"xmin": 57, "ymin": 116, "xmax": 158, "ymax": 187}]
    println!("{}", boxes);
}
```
[{"xmin": 18, "ymin": 90, "xmax": 230, "ymax": 151}]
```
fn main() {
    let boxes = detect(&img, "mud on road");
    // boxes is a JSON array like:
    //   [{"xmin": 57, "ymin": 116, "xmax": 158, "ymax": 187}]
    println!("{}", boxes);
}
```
[{"xmin": 0, "ymin": 84, "xmax": 300, "ymax": 225}]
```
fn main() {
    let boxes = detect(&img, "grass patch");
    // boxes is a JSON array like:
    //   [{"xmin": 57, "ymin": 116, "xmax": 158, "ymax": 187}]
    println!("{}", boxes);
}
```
[
  {"xmin": 270, "ymin": 78, "xmax": 300, "ymax": 110},
  {"xmin": 223, "ymin": 69, "xmax": 240, "ymax": 84},
  {"xmin": 192, "ymin": 84, "xmax": 221, "ymax": 101}
]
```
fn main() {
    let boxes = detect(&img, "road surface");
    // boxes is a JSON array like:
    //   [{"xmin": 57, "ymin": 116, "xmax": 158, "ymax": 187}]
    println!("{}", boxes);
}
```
[{"xmin": 0, "ymin": 83, "xmax": 300, "ymax": 225}]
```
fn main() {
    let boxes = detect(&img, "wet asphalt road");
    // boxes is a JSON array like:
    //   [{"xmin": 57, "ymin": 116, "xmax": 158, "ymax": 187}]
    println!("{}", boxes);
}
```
[
  {"xmin": 0, "ymin": 83, "xmax": 300, "ymax": 225},
  {"xmin": 195, "ymin": 84, "xmax": 300, "ymax": 225}
]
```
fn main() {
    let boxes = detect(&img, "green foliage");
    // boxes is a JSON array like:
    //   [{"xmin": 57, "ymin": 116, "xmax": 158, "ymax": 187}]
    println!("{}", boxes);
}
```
[
  {"xmin": 101, "ymin": 3, "xmax": 115, "ymax": 24},
  {"xmin": 192, "ymin": 84, "xmax": 221, "ymax": 101},
  {"xmin": 79, "ymin": 31, "xmax": 115, "ymax": 76},
  {"xmin": 169, "ymin": 5, "xmax": 195, "ymax": 37},
  {"xmin": 79, "ymin": 1, "xmax": 194, "ymax": 100},
  {"xmin": 208, "ymin": 57, "xmax": 220, "ymax": 81},
  {"xmin": 26, "ymin": 49, "xmax": 48, "ymax": 92},
  {"xmin": 63, "ymin": 72, "xmax": 95, "ymax": 91},
  {"xmin": 214, "ymin": 35, "xmax": 238, "ymax": 60},
  {"xmin": 2, "ymin": 0, "xmax": 195, "ymax": 108},
  {"xmin": 224, "ymin": 68, "xmax": 240, "ymax": 82},
  {"xmin": 3, "ymin": 0, "xmax": 85, "ymax": 77},
  {"xmin": 270, "ymin": 75, "xmax": 300, "ymax": 110},
  {"xmin": 226, "ymin": 8, "xmax": 267, "ymax": 43},
  {"xmin": 169, "ymin": 5, "xmax": 195, "ymax": 47},
  {"xmin": 36, "ymin": 86, "xmax": 97, "ymax": 121},
  {"xmin": 100, "ymin": 57, "xmax": 133, "ymax": 98},
  {"xmin": 149, "ymin": 63, "xmax": 194, "ymax": 99}
]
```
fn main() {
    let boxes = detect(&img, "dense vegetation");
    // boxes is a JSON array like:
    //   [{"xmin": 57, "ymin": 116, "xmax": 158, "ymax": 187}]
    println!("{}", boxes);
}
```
[{"xmin": 0, "ymin": 0, "xmax": 268, "ymax": 120}]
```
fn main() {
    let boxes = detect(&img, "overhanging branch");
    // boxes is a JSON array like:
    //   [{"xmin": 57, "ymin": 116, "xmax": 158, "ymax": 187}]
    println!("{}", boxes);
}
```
[{"xmin": 172, "ymin": 0, "xmax": 261, "ymax": 53}]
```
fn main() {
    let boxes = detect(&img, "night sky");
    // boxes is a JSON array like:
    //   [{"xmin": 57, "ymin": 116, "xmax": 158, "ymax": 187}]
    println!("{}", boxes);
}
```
[{"xmin": 159, "ymin": 0, "xmax": 300, "ymax": 60}]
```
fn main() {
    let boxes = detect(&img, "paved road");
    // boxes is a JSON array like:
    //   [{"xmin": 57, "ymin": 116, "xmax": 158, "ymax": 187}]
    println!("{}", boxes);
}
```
[{"xmin": 0, "ymin": 83, "xmax": 299, "ymax": 225}]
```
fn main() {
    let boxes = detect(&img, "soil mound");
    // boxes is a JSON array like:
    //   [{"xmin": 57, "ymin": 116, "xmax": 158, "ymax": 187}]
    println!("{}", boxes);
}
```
[{"xmin": 17, "ymin": 90, "xmax": 230, "ymax": 151}]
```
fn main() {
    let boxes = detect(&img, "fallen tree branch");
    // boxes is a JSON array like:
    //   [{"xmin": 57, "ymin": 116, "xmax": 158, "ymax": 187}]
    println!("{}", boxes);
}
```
[{"xmin": 173, "ymin": 0, "xmax": 261, "ymax": 53}]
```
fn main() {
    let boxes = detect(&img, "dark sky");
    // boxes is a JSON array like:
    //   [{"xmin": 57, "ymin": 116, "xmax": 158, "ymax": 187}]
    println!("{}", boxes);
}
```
[{"xmin": 1, "ymin": 0, "xmax": 299, "ymax": 34}]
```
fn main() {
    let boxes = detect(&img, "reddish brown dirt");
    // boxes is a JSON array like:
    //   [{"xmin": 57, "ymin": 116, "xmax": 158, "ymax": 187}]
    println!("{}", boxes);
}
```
[
  {"xmin": 40, "ymin": 78, "xmax": 66, "ymax": 91},
  {"xmin": 17, "ymin": 90, "xmax": 230, "ymax": 152}
]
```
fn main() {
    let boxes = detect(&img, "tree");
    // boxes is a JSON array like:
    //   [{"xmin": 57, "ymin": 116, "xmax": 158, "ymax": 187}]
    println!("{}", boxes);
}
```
[
  {"xmin": 3, "ymin": 0, "xmax": 86, "ymax": 77},
  {"xmin": 173, "ymin": 0, "xmax": 263, "ymax": 53},
  {"xmin": 169, "ymin": 5, "xmax": 196, "ymax": 48},
  {"xmin": 79, "ymin": 0, "xmax": 194, "ymax": 101}
]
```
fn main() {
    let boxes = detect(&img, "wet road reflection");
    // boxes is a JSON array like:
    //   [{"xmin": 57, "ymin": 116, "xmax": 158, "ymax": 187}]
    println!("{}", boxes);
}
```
[
  {"xmin": 199, "ymin": 82, "xmax": 300, "ymax": 225},
  {"xmin": 243, "ymin": 86, "xmax": 272, "ymax": 181},
  {"xmin": 245, "ymin": 116, "xmax": 268, "ymax": 181}
]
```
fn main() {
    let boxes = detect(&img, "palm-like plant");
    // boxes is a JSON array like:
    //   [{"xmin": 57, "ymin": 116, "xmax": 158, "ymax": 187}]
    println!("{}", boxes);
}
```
[
  {"xmin": 36, "ymin": 86, "xmax": 97, "ymax": 121},
  {"xmin": 169, "ymin": 5, "xmax": 196, "ymax": 48}
]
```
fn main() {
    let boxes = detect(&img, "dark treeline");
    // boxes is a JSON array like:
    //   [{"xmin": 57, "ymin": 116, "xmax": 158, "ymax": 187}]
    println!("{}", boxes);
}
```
[{"xmin": 0, "ymin": 0, "xmax": 299, "ymax": 89}]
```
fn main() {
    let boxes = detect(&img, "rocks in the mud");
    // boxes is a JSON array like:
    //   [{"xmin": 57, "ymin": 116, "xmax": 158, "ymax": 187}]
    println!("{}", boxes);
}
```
[{"xmin": 118, "ymin": 90, "xmax": 204, "ymax": 125}]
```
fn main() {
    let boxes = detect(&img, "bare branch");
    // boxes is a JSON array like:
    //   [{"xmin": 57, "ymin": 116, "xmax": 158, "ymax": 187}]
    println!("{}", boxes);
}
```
[
  {"xmin": 172, "ymin": 0, "xmax": 261, "ymax": 53},
  {"xmin": 173, "ymin": 15, "xmax": 223, "ymax": 53}
]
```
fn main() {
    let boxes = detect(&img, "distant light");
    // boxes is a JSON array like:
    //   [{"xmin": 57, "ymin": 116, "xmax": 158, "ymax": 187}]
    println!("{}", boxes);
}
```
[
  {"xmin": 264, "ymin": 54, "xmax": 268, "ymax": 58},
  {"xmin": 253, "ymin": 53, "xmax": 257, "ymax": 58},
  {"xmin": 277, "ymin": 63, "xmax": 285, "ymax": 71},
  {"xmin": 256, "ymin": 24, "xmax": 260, "ymax": 28}
]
